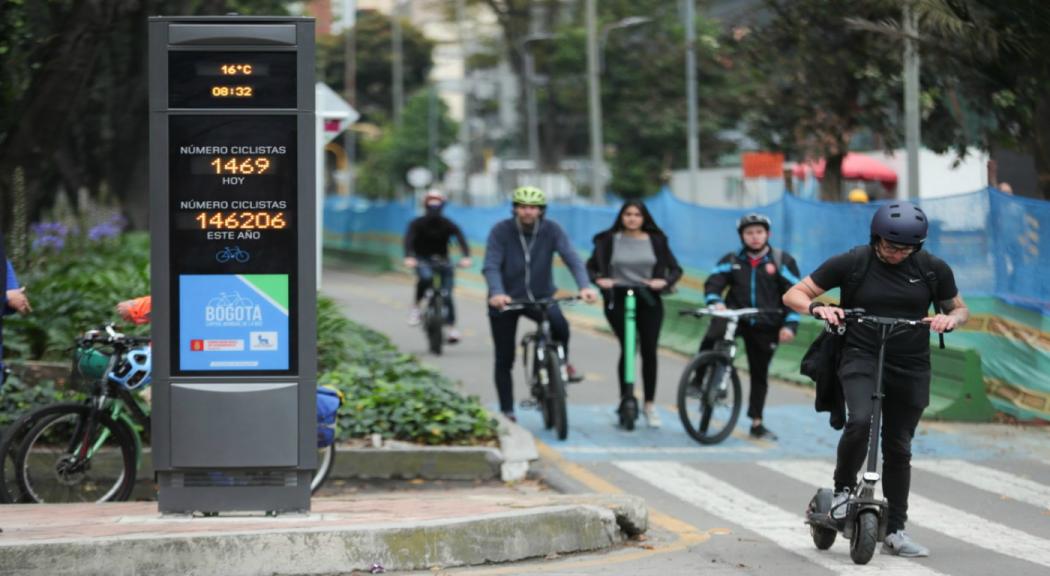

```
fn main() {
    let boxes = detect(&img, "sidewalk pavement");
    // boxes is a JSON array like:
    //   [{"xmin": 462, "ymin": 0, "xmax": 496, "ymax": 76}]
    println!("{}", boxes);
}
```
[{"xmin": 0, "ymin": 486, "xmax": 646, "ymax": 576}]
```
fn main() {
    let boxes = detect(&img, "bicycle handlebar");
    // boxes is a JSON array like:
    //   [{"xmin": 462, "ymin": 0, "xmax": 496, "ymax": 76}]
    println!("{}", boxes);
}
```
[
  {"xmin": 79, "ymin": 324, "xmax": 151, "ymax": 348},
  {"xmin": 502, "ymin": 296, "xmax": 581, "ymax": 312},
  {"xmin": 677, "ymin": 307, "xmax": 782, "ymax": 320}
]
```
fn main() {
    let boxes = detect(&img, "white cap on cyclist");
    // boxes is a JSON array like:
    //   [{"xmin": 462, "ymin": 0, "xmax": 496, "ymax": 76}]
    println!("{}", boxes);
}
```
[{"xmin": 424, "ymin": 188, "xmax": 446, "ymax": 206}]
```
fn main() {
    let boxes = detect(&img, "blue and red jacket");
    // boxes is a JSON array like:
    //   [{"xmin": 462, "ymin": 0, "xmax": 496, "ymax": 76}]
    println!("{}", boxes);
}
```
[{"xmin": 704, "ymin": 247, "xmax": 802, "ymax": 332}]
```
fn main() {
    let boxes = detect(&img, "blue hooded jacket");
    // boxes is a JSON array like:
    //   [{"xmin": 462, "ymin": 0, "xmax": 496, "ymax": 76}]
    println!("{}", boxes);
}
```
[{"xmin": 483, "ymin": 217, "xmax": 589, "ymax": 301}]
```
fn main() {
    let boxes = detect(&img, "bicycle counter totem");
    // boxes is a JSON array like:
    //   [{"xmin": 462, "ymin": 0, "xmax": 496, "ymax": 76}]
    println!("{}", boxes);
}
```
[{"xmin": 149, "ymin": 16, "xmax": 318, "ymax": 514}]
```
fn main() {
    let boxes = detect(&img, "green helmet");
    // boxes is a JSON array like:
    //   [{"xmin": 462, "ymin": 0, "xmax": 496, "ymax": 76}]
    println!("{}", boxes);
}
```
[{"xmin": 512, "ymin": 186, "xmax": 547, "ymax": 206}]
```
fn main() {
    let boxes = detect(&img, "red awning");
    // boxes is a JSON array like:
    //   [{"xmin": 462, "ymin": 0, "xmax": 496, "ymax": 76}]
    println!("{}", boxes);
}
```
[{"xmin": 792, "ymin": 153, "xmax": 898, "ymax": 185}]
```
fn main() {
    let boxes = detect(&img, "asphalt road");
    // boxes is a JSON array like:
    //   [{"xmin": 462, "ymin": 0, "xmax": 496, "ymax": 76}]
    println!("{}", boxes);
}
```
[{"xmin": 323, "ymin": 266, "xmax": 1050, "ymax": 576}]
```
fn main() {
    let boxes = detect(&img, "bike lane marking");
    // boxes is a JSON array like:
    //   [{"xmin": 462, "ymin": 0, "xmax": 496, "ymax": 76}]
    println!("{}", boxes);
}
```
[
  {"xmin": 762, "ymin": 460, "xmax": 1050, "ymax": 570},
  {"xmin": 911, "ymin": 459, "xmax": 1050, "ymax": 511},
  {"xmin": 616, "ymin": 460, "xmax": 953, "ymax": 576}
]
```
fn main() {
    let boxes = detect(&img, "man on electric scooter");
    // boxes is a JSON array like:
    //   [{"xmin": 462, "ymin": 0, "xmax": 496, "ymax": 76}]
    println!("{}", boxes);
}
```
[{"xmin": 783, "ymin": 201, "xmax": 970, "ymax": 557}]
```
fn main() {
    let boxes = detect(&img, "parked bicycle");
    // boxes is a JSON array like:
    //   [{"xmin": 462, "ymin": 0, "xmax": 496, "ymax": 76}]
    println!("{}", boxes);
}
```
[
  {"xmin": 675, "ymin": 307, "xmax": 779, "ymax": 445},
  {"xmin": 1, "ymin": 325, "xmax": 336, "ymax": 504},
  {"xmin": 506, "ymin": 296, "xmax": 580, "ymax": 441}
]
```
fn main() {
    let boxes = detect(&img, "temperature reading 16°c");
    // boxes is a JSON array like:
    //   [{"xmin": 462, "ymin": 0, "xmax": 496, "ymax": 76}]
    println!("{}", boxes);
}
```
[
  {"xmin": 210, "ymin": 157, "xmax": 271, "ymax": 175},
  {"xmin": 220, "ymin": 64, "xmax": 253, "ymax": 76}
]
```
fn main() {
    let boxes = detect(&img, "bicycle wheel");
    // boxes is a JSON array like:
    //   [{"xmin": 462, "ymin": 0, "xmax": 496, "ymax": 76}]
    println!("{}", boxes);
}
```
[
  {"xmin": 546, "ymin": 350, "xmax": 569, "ymax": 441},
  {"xmin": 425, "ymin": 295, "xmax": 444, "ymax": 355},
  {"xmin": 0, "ymin": 403, "xmax": 86, "ymax": 504},
  {"xmin": 311, "ymin": 444, "xmax": 336, "ymax": 494},
  {"xmin": 676, "ymin": 352, "xmax": 741, "ymax": 445},
  {"xmin": 16, "ymin": 405, "xmax": 137, "ymax": 503}
]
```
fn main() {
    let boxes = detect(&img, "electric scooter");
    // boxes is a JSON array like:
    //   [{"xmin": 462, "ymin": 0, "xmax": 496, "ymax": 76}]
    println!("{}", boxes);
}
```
[
  {"xmin": 806, "ymin": 308, "xmax": 930, "ymax": 565},
  {"xmin": 617, "ymin": 288, "xmax": 639, "ymax": 430}
]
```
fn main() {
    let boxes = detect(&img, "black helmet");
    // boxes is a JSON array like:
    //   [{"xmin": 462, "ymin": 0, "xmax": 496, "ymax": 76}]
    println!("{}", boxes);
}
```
[
  {"xmin": 737, "ymin": 213, "xmax": 771, "ymax": 234},
  {"xmin": 870, "ymin": 201, "xmax": 928, "ymax": 245}
]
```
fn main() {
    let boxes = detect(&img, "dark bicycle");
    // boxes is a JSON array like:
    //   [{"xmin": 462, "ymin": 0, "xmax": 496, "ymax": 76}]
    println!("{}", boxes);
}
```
[
  {"xmin": 675, "ymin": 306, "xmax": 780, "ymax": 445},
  {"xmin": 505, "ymin": 296, "xmax": 579, "ymax": 441},
  {"xmin": 418, "ymin": 257, "xmax": 454, "ymax": 355}
]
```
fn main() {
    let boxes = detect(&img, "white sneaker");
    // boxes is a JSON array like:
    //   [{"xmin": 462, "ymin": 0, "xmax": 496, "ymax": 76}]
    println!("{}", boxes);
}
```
[
  {"xmin": 882, "ymin": 530, "xmax": 930, "ymax": 557},
  {"xmin": 643, "ymin": 405, "xmax": 662, "ymax": 428},
  {"xmin": 446, "ymin": 328, "xmax": 461, "ymax": 343},
  {"xmin": 830, "ymin": 490, "xmax": 850, "ymax": 520},
  {"xmin": 407, "ymin": 308, "xmax": 420, "ymax": 326}
]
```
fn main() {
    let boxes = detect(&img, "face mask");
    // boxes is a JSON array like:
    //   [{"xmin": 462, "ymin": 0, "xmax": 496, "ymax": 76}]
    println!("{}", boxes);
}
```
[{"xmin": 425, "ymin": 204, "xmax": 443, "ymax": 217}]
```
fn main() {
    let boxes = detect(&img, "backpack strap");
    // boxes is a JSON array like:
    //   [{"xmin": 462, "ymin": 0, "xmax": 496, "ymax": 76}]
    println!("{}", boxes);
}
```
[
  {"xmin": 771, "ymin": 248, "xmax": 784, "ymax": 275},
  {"xmin": 841, "ymin": 245, "xmax": 873, "ymax": 309},
  {"xmin": 910, "ymin": 250, "xmax": 945, "ymax": 349}
]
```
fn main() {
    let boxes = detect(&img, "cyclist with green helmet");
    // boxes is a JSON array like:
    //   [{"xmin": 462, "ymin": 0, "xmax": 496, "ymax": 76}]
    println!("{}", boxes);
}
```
[{"xmin": 483, "ymin": 186, "xmax": 598, "ymax": 421}]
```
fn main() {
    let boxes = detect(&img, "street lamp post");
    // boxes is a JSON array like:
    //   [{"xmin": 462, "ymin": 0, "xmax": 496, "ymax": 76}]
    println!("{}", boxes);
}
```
[
  {"xmin": 518, "ymin": 33, "xmax": 553, "ymax": 173},
  {"xmin": 684, "ymin": 0, "xmax": 700, "ymax": 201},
  {"xmin": 392, "ymin": 0, "xmax": 405, "ymax": 128},
  {"xmin": 587, "ymin": 9, "xmax": 652, "ymax": 204},
  {"xmin": 903, "ymin": 3, "xmax": 921, "ymax": 199}
]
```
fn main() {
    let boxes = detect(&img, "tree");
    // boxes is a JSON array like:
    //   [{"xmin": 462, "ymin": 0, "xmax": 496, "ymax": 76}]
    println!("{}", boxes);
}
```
[
  {"xmin": 357, "ymin": 90, "xmax": 459, "ymax": 199},
  {"xmin": 904, "ymin": 0, "xmax": 1050, "ymax": 199},
  {"xmin": 727, "ymin": 0, "xmax": 912, "ymax": 201},
  {"xmin": 495, "ymin": 1, "xmax": 738, "ymax": 198},
  {"xmin": 316, "ymin": 9, "xmax": 435, "ymax": 124},
  {"xmin": 0, "ymin": 0, "xmax": 291, "ymax": 232}
]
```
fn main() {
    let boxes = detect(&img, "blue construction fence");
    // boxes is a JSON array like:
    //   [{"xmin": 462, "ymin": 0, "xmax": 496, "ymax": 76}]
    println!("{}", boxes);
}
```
[{"xmin": 324, "ymin": 186, "xmax": 1050, "ymax": 312}]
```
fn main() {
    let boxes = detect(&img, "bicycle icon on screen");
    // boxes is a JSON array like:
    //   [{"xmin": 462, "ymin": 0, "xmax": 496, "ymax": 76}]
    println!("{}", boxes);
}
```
[{"xmin": 216, "ymin": 245, "xmax": 251, "ymax": 264}]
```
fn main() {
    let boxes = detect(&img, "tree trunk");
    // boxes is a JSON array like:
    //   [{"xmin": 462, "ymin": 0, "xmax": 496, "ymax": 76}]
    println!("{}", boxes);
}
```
[{"xmin": 820, "ymin": 153, "xmax": 845, "ymax": 201}]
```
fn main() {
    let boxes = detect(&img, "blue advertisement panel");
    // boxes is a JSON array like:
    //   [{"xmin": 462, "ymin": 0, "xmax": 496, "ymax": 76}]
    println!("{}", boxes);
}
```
[{"xmin": 179, "ymin": 274, "xmax": 289, "ymax": 371}]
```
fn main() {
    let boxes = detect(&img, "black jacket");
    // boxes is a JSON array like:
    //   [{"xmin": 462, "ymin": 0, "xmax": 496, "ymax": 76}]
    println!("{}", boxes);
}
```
[
  {"xmin": 403, "ymin": 214, "xmax": 470, "ymax": 260},
  {"xmin": 586, "ymin": 230, "xmax": 683, "ymax": 294},
  {"xmin": 704, "ymin": 247, "xmax": 802, "ymax": 332}
]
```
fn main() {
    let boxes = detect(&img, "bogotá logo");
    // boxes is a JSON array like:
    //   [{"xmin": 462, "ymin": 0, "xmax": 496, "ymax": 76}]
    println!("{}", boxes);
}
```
[{"xmin": 205, "ymin": 291, "xmax": 263, "ymax": 327}]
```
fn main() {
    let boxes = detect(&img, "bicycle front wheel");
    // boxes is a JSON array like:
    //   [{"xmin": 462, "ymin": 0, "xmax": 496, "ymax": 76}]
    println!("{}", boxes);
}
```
[
  {"xmin": 546, "ymin": 350, "xmax": 569, "ymax": 441},
  {"xmin": 16, "ymin": 405, "xmax": 137, "ymax": 503},
  {"xmin": 676, "ymin": 352, "xmax": 742, "ymax": 445},
  {"xmin": 425, "ymin": 295, "xmax": 444, "ymax": 355},
  {"xmin": 1, "ymin": 403, "xmax": 88, "ymax": 504},
  {"xmin": 311, "ymin": 444, "xmax": 336, "ymax": 494}
]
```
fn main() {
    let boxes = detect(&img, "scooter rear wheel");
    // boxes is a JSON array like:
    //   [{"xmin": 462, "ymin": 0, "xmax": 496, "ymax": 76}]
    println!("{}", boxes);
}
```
[
  {"xmin": 850, "ymin": 511, "xmax": 879, "ymax": 565},
  {"xmin": 809, "ymin": 489, "xmax": 837, "ymax": 550}
]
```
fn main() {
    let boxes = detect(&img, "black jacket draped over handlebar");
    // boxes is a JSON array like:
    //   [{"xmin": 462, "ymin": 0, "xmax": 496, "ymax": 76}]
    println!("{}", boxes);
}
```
[{"xmin": 585, "ymin": 230, "xmax": 683, "ymax": 294}]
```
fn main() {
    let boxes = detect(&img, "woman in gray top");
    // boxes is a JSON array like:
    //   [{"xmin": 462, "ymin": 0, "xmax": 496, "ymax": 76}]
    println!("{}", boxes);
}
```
[{"xmin": 587, "ymin": 201, "xmax": 683, "ymax": 428}]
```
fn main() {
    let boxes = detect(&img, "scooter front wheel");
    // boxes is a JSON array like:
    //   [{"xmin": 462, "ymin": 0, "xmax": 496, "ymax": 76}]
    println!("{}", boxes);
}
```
[{"xmin": 850, "ymin": 511, "xmax": 879, "ymax": 565}]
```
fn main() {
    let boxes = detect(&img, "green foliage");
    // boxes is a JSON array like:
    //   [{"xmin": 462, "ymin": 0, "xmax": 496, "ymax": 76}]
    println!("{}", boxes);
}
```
[
  {"xmin": 319, "ymin": 322, "xmax": 498, "ymax": 446},
  {"xmin": 4, "ymin": 232, "xmax": 150, "ymax": 361},
  {"xmin": 538, "ymin": 1, "xmax": 740, "ymax": 198},
  {"xmin": 316, "ymin": 9, "xmax": 436, "ymax": 124},
  {"xmin": 2, "ymin": 237, "xmax": 495, "ymax": 446},
  {"xmin": 0, "ymin": 375, "xmax": 80, "ymax": 431},
  {"xmin": 357, "ymin": 90, "xmax": 460, "ymax": 198}
]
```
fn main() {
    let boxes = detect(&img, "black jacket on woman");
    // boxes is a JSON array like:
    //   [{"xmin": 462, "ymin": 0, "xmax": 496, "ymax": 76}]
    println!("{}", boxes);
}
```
[{"xmin": 585, "ymin": 230, "xmax": 684, "ymax": 294}]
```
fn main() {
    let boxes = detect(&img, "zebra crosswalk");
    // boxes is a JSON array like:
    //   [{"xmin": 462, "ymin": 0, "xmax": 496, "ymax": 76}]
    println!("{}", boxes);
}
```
[{"xmin": 612, "ymin": 458, "xmax": 1050, "ymax": 575}]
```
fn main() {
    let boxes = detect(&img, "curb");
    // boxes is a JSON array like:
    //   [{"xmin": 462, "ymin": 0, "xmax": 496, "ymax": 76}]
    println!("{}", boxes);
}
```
[{"xmin": 0, "ymin": 504, "xmax": 624, "ymax": 576}]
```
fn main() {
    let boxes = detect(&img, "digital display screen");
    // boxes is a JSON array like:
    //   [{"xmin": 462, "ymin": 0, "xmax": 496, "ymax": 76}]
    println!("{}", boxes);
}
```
[
  {"xmin": 168, "ymin": 52, "xmax": 296, "ymax": 108},
  {"xmin": 169, "ymin": 115, "xmax": 297, "ymax": 374}
]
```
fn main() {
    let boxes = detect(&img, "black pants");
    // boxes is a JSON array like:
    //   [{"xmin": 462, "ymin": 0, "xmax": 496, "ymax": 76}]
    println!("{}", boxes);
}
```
[
  {"xmin": 489, "ymin": 304, "xmax": 570, "ymax": 414},
  {"xmin": 701, "ymin": 320, "xmax": 780, "ymax": 420},
  {"xmin": 833, "ymin": 349, "xmax": 927, "ymax": 534},
  {"xmin": 603, "ymin": 289, "xmax": 663, "ymax": 403}
]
